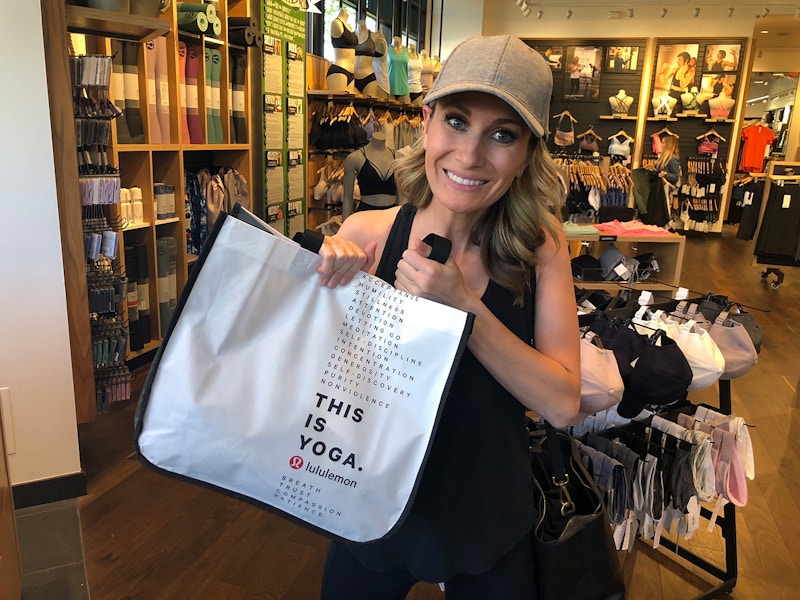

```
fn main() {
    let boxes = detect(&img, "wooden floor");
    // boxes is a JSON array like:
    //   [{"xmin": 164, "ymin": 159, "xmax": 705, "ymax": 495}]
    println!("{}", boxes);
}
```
[{"xmin": 78, "ymin": 225, "xmax": 800, "ymax": 599}]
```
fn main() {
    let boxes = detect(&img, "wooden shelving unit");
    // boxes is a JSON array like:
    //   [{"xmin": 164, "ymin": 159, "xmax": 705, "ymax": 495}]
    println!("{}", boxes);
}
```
[
  {"xmin": 567, "ymin": 231, "xmax": 686, "ymax": 291},
  {"xmin": 47, "ymin": 0, "xmax": 257, "ymax": 422}
]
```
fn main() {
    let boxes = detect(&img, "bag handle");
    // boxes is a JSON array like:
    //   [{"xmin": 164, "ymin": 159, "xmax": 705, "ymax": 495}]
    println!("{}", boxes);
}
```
[{"xmin": 541, "ymin": 421, "xmax": 576, "ymax": 517}]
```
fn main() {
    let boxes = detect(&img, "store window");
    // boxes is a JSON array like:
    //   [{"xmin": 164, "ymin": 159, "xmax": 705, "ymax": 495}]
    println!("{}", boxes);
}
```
[{"xmin": 307, "ymin": 1, "xmax": 426, "ymax": 62}]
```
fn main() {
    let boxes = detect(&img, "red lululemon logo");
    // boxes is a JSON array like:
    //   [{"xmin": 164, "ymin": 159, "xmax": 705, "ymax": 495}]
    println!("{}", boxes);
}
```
[{"xmin": 289, "ymin": 456, "xmax": 304, "ymax": 469}]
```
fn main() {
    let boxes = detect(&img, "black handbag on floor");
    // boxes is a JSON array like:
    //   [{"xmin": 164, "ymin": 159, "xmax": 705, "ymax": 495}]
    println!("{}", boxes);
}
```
[{"xmin": 528, "ymin": 420, "xmax": 625, "ymax": 600}]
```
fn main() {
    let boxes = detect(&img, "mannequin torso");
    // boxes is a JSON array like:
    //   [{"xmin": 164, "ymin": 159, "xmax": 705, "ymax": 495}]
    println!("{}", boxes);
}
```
[
  {"xmin": 608, "ymin": 90, "xmax": 633, "ymax": 115},
  {"xmin": 707, "ymin": 93, "xmax": 735, "ymax": 118},
  {"xmin": 342, "ymin": 132, "xmax": 397, "ymax": 219},
  {"xmin": 371, "ymin": 31, "xmax": 391, "ymax": 99},
  {"xmin": 420, "ymin": 50, "xmax": 434, "ymax": 92},
  {"xmin": 326, "ymin": 9, "xmax": 356, "ymax": 93},
  {"xmin": 652, "ymin": 93, "xmax": 677, "ymax": 117},
  {"xmin": 680, "ymin": 86, "xmax": 708, "ymax": 113},
  {"xmin": 407, "ymin": 43, "xmax": 423, "ymax": 102},
  {"xmin": 353, "ymin": 20, "xmax": 378, "ymax": 96},
  {"xmin": 388, "ymin": 37, "xmax": 410, "ymax": 100}
]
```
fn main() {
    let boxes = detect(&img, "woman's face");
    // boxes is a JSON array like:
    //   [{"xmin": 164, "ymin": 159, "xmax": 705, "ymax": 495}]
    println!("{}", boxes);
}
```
[
  {"xmin": 422, "ymin": 92, "xmax": 532, "ymax": 217},
  {"xmin": 677, "ymin": 55, "xmax": 686, "ymax": 66}
]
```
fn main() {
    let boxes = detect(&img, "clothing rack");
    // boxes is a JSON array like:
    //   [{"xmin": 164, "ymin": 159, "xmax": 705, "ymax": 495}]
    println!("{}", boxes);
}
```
[
  {"xmin": 751, "ymin": 160, "xmax": 800, "ymax": 288},
  {"xmin": 656, "ymin": 379, "xmax": 737, "ymax": 600},
  {"xmin": 578, "ymin": 299, "xmax": 740, "ymax": 598}
]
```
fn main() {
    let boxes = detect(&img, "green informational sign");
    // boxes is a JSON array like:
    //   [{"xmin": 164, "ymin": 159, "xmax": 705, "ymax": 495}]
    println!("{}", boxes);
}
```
[
  {"xmin": 262, "ymin": 0, "xmax": 308, "ymax": 235},
  {"xmin": 264, "ymin": 0, "xmax": 307, "ymax": 46}
]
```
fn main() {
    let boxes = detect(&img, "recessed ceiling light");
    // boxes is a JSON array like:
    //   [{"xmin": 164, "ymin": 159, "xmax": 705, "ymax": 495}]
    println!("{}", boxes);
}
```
[{"xmin": 761, "ymin": 29, "xmax": 769, "ymax": 33}]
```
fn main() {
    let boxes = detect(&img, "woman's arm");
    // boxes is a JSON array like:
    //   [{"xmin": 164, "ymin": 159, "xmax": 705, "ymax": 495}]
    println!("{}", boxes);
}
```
[{"xmin": 395, "ymin": 219, "xmax": 581, "ymax": 426}]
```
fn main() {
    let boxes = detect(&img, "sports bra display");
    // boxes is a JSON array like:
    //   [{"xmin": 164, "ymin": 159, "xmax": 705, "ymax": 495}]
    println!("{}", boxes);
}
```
[
  {"xmin": 357, "ymin": 147, "xmax": 397, "ymax": 197},
  {"xmin": 331, "ymin": 18, "xmax": 358, "ymax": 49},
  {"xmin": 608, "ymin": 136, "xmax": 632, "ymax": 158},
  {"xmin": 355, "ymin": 31, "xmax": 375, "ymax": 56}
]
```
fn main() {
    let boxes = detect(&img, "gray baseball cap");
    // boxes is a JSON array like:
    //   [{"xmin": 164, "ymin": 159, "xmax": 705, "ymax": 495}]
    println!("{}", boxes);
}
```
[{"xmin": 423, "ymin": 35, "xmax": 553, "ymax": 139}]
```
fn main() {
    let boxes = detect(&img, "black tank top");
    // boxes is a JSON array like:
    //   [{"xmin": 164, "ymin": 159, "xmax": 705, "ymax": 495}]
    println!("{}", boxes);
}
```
[{"xmin": 348, "ymin": 203, "xmax": 536, "ymax": 580}]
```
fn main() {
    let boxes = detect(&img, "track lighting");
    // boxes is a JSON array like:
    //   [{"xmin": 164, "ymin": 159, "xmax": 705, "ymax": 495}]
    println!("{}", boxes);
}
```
[
  {"xmin": 515, "ymin": 0, "xmax": 524, "ymax": 5},
  {"xmin": 796, "ymin": 6, "xmax": 800, "ymax": 18},
  {"xmin": 566, "ymin": 8, "xmax": 573, "ymax": 19},
  {"xmin": 760, "ymin": 7, "xmax": 770, "ymax": 18},
  {"xmin": 522, "ymin": 5, "xmax": 531, "ymax": 17},
  {"xmin": 660, "ymin": 7, "xmax": 668, "ymax": 18},
  {"xmin": 727, "ymin": 6, "xmax": 734, "ymax": 17},
  {"xmin": 628, "ymin": 7, "xmax": 634, "ymax": 18},
  {"xmin": 693, "ymin": 7, "xmax": 700, "ymax": 17},
  {"xmin": 537, "ymin": 8, "xmax": 543, "ymax": 19}
]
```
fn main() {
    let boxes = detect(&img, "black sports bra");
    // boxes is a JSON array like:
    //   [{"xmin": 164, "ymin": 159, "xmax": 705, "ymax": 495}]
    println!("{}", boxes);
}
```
[
  {"xmin": 355, "ymin": 33, "xmax": 376, "ymax": 56},
  {"xmin": 331, "ymin": 19, "xmax": 358, "ymax": 49},
  {"xmin": 357, "ymin": 148, "xmax": 397, "ymax": 197}
]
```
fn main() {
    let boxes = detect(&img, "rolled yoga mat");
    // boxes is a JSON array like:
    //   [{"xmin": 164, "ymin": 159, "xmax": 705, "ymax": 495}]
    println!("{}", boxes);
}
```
[
  {"xmin": 228, "ymin": 26, "xmax": 256, "ymax": 47},
  {"xmin": 178, "ymin": 42, "xmax": 191, "ymax": 143},
  {"xmin": 204, "ymin": 48, "xmax": 214, "ymax": 144},
  {"xmin": 156, "ymin": 237, "xmax": 170, "ymax": 338},
  {"xmin": 145, "ymin": 40, "xmax": 162, "ymax": 144},
  {"xmin": 134, "ymin": 242, "xmax": 151, "ymax": 345},
  {"xmin": 111, "ymin": 40, "xmax": 131, "ymax": 143},
  {"xmin": 227, "ymin": 16, "xmax": 257, "ymax": 30},
  {"xmin": 230, "ymin": 52, "xmax": 247, "ymax": 143},
  {"xmin": 121, "ymin": 41, "xmax": 145, "ymax": 143},
  {"xmin": 177, "ymin": 11, "xmax": 208, "ymax": 34},
  {"xmin": 209, "ymin": 16, "xmax": 223, "ymax": 37},
  {"xmin": 154, "ymin": 35, "xmax": 171, "ymax": 144},
  {"xmin": 210, "ymin": 48, "xmax": 223, "ymax": 144},
  {"xmin": 185, "ymin": 43, "xmax": 204, "ymax": 143},
  {"xmin": 177, "ymin": 2, "xmax": 216, "ymax": 20}
]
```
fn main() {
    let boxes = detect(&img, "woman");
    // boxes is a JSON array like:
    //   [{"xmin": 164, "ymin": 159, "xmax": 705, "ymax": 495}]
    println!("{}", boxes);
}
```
[
  {"xmin": 568, "ymin": 54, "xmax": 581, "ymax": 95},
  {"xmin": 655, "ymin": 134, "xmax": 682, "ymax": 187},
  {"xmin": 315, "ymin": 35, "xmax": 580, "ymax": 599},
  {"xmin": 658, "ymin": 51, "xmax": 695, "ymax": 98}
]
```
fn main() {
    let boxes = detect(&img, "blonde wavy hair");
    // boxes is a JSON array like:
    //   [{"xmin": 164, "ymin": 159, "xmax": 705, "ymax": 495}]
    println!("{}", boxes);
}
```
[{"xmin": 392, "ymin": 103, "xmax": 565, "ymax": 305}]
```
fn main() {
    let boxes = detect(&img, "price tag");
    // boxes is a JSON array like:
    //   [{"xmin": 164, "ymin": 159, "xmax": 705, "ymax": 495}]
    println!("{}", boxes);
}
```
[
  {"xmin": 638, "ymin": 290, "xmax": 653, "ymax": 305},
  {"xmin": 709, "ymin": 183, "xmax": 716, "ymax": 193},
  {"xmin": 614, "ymin": 264, "xmax": 630, "ymax": 279},
  {"xmin": 675, "ymin": 287, "xmax": 689, "ymax": 300},
  {"xmin": 783, "ymin": 194, "xmax": 792, "ymax": 209},
  {"xmin": 743, "ymin": 191, "xmax": 753, "ymax": 206}
]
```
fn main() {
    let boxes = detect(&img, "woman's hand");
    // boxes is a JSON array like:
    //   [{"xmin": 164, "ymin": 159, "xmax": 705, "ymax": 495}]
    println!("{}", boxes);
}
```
[
  {"xmin": 395, "ymin": 238, "xmax": 473, "ymax": 311},
  {"xmin": 316, "ymin": 235, "xmax": 377, "ymax": 288}
]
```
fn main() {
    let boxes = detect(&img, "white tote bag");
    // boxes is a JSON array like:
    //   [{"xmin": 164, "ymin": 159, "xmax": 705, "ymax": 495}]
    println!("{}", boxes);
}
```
[{"xmin": 135, "ymin": 210, "xmax": 473, "ymax": 543}]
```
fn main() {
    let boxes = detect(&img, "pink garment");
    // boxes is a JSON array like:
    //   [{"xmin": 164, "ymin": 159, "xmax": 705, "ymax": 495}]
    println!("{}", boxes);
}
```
[{"xmin": 594, "ymin": 219, "xmax": 674, "ymax": 236}]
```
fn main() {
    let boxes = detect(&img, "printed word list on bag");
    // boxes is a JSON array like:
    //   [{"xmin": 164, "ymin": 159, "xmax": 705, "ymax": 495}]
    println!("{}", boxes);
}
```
[
  {"xmin": 280, "ymin": 278, "xmax": 426, "ymax": 510},
  {"xmin": 137, "ymin": 214, "xmax": 472, "ymax": 543}
]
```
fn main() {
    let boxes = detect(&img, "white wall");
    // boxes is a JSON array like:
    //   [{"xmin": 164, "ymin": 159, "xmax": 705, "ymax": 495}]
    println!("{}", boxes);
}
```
[
  {"xmin": 0, "ymin": 3, "xmax": 82, "ymax": 485},
  {"xmin": 430, "ymin": 0, "xmax": 484, "ymax": 60}
]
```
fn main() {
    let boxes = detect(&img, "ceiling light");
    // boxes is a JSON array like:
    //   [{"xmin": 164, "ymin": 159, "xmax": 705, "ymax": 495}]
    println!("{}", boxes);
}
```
[
  {"xmin": 761, "ymin": 29, "xmax": 769, "ymax": 33},
  {"xmin": 760, "ymin": 7, "xmax": 770, "ymax": 18},
  {"xmin": 628, "ymin": 7, "xmax": 634, "ymax": 17},
  {"xmin": 660, "ymin": 7, "xmax": 668, "ymax": 18},
  {"xmin": 537, "ymin": 8, "xmax": 543, "ymax": 19},
  {"xmin": 727, "ymin": 6, "xmax": 734, "ymax": 17},
  {"xmin": 693, "ymin": 7, "xmax": 700, "ymax": 17},
  {"xmin": 795, "ymin": 6, "xmax": 800, "ymax": 18},
  {"xmin": 522, "ymin": 6, "xmax": 531, "ymax": 17},
  {"xmin": 516, "ymin": 0, "xmax": 524, "ymax": 5},
  {"xmin": 566, "ymin": 8, "xmax": 573, "ymax": 19}
]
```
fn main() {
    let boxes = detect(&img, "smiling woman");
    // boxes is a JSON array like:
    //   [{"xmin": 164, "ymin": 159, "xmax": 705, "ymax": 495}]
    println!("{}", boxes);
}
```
[{"xmin": 313, "ymin": 35, "xmax": 581, "ymax": 599}]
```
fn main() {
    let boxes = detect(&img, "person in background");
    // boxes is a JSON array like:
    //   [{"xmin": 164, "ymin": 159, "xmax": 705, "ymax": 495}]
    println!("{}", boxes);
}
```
[
  {"xmin": 655, "ymin": 134, "xmax": 682, "ymax": 187},
  {"xmin": 314, "ymin": 34, "xmax": 580, "ymax": 599}
]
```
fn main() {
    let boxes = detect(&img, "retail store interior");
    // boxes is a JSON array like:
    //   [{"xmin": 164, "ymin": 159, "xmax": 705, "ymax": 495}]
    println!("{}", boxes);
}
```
[{"xmin": 3, "ymin": 2, "xmax": 800, "ymax": 599}]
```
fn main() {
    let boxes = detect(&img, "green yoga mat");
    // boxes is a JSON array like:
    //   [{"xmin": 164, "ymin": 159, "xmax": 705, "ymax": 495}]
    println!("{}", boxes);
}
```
[{"xmin": 177, "ymin": 11, "xmax": 208, "ymax": 34}]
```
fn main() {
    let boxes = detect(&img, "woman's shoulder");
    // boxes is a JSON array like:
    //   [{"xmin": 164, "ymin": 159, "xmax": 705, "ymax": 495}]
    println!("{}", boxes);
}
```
[{"xmin": 339, "ymin": 205, "xmax": 402, "ymax": 245}]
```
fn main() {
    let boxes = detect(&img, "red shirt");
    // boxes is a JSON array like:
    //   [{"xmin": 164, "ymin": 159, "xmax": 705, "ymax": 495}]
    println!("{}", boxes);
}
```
[{"xmin": 738, "ymin": 125, "xmax": 775, "ymax": 173}]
